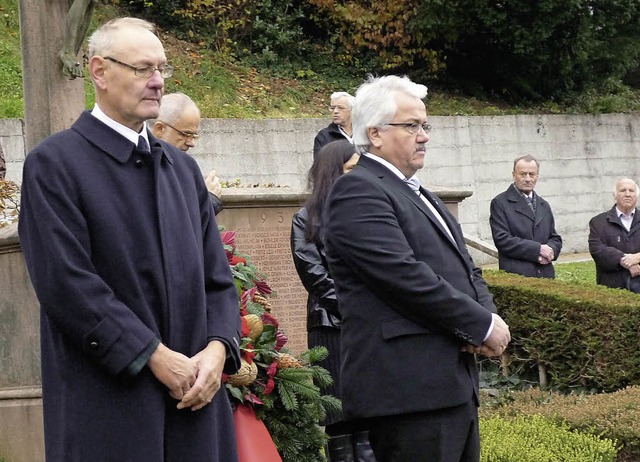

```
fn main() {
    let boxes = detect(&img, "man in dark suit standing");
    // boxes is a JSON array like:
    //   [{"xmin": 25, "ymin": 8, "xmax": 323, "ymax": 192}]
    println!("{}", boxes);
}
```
[
  {"xmin": 324, "ymin": 75, "xmax": 511, "ymax": 462},
  {"xmin": 489, "ymin": 155, "xmax": 562, "ymax": 278},
  {"xmin": 19, "ymin": 17, "xmax": 240, "ymax": 462}
]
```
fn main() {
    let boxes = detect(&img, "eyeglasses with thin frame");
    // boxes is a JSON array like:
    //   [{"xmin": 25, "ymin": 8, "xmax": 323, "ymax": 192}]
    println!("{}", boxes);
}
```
[
  {"xmin": 329, "ymin": 105, "xmax": 348, "ymax": 112},
  {"xmin": 386, "ymin": 122, "xmax": 432, "ymax": 135},
  {"xmin": 104, "ymin": 56, "xmax": 174, "ymax": 79},
  {"xmin": 161, "ymin": 121, "xmax": 201, "ymax": 140}
]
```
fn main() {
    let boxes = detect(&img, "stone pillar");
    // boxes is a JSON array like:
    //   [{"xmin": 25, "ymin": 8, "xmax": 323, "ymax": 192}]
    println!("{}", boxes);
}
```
[{"xmin": 18, "ymin": 0, "xmax": 85, "ymax": 152}]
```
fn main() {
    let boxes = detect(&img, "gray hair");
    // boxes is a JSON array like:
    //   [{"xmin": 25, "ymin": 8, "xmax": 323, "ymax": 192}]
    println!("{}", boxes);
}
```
[
  {"xmin": 330, "ymin": 91, "xmax": 355, "ymax": 109},
  {"xmin": 614, "ymin": 177, "xmax": 638, "ymax": 195},
  {"xmin": 512, "ymin": 154, "xmax": 540, "ymax": 171},
  {"xmin": 88, "ymin": 17, "xmax": 156, "ymax": 58},
  {"xmin": 157, "ymin": 92, "xmax": 200, "ymax": 124},
  {"xmin": 351, "ymin": 75, "xmax": 428, "ymax": 155}
]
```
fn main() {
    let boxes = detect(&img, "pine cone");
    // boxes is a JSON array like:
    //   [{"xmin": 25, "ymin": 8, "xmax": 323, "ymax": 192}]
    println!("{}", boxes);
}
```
[
  {"xmin": 227, "ymin": 359, "xmax": 258, "ymax": 386},
  {"xmin": 244, "ymin": 314, "xmax": 264, "ymax": 341},
  {"xmin": 253, "ymin": 294, "xmax": 272, "ymax": 311},
  {"xmin": 277, "ymin": 352, "xmax": 303, "ymax": 369}
]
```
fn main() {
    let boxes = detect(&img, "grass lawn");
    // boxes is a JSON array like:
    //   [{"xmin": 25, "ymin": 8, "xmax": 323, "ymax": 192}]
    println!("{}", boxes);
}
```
[{"xmin": 554, "ymin": 260, "xmax": 596, "ymax": 285}]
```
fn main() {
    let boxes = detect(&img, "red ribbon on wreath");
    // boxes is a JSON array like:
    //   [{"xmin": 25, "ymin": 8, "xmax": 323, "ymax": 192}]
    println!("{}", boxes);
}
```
[{"xmin": 233, "ymin": 404, "xmax": 282, "ymax": 462}]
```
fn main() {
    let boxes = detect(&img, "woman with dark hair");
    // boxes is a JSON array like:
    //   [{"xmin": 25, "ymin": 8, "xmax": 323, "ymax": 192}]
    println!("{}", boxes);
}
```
[{"xmin": 291, "ymin": 140, "xmax": 375, "ymax": 462}]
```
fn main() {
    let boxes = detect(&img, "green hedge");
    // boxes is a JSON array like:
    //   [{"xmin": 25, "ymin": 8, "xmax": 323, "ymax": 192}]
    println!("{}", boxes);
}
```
[
  {"xmin": 484, "ymin": 270, "xmax": 640, "ymax": 392},
  {"xmin": 481, "ymin": 414, "xmax": 618, "ymax": 461},
  {"xmin": 481, "ymin": 386, "xmax": 640, "ymax": 461}
]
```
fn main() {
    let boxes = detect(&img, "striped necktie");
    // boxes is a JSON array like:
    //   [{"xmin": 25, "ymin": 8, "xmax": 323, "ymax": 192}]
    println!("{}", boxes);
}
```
[{"xmin": 525, "ymin": 195, "xmax": 536, "ymax": 213}]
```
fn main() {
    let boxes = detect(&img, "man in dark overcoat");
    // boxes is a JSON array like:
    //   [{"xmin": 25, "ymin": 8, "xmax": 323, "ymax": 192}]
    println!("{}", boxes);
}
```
[
  {"xmin": 589, "ymin": 177, "xmax": 640, "ymax": 292},
  {"xmin": 489, "ymin": 155, "xmax": 563, "ymax": 278},
  {"xmin": 18, "ymin": 18, "xmax": 241, "ymax": 462},
  {"xmin": 323, "ymin": 75, "xmax": 511, "ymax": 462}
]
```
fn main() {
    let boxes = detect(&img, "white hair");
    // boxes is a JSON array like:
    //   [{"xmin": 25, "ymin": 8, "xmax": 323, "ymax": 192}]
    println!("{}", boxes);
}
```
[
  {"xmin": 351, "ymin": 75, "xmax": 428, "ymax": 155},
  {"xmin": 330, "ymin": 91, "xmax": 355, "ymax": 109},
  {"xmin": 88, "ymin": 17, "xmax": 156, "ymax": 58},
  {"xmin": 614, "ymin": 177, "xmax": 638, "ymax": 195}
]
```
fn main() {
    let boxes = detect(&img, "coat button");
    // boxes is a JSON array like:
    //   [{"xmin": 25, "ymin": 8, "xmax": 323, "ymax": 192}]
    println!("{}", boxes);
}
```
[
  {"xmin": 90, "ymin": 341, "xmax": 99, "ymax": 350},
  {"xmin": 135, "ymin": 159, "xmax": 144, "ymax": 168}
]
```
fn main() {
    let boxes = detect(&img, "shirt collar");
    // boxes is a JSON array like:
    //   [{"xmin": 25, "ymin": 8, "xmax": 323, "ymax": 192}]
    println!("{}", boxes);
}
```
[
  {"xmin": 363, "ymin": 152, "xmax": 411, "ymax": 182},
  {"xmin": 616, "ymin": 206, "xmax": 635, "ymax": 219},
  {"xmin": 513, "ymin": 183, "xmax": 534, "ymax": 199},
  {"xmin": 91, "ymin": 104, "xmax": 149, "ymax": 147}
]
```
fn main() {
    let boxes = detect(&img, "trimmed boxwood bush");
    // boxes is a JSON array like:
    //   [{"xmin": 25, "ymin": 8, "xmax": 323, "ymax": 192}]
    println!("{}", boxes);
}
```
[
  {"xmin": 481, "ymin": 386, "xmax": 640, "ymax": 461},
  {"xmin": 483, "ymin": 269, "xmax": 640, "ymax": 392},
  {"xmin": 481, "ymin": 414, "xmax": 618, "ymax": 461}
]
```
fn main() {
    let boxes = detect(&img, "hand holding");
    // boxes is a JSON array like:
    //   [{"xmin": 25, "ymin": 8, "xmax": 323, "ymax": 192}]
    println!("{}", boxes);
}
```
[
  {"xmin": 481, "ymin": 314, "xmax": 511, "ymax": 357},
  {"xmin": 620, "ymin": 253, "xmax": 640, "ymax": 269},
  {"xmin": 540, "ymin": 244, "xmax": 554, "ymax": 262},
  {"xmin": 178, "ymin": 340, "xmax": 227, "ymax": 411},
  {"xmin": 148, "ymin": 343, "xmax": 198, "ymax": 400},
  {"xmin": 204, "ymin": 170, "xmax": 223, "ymax": 197},
  {"xmin": 630, "ymin": 264, "xmax": 640, "ymax": 278}
]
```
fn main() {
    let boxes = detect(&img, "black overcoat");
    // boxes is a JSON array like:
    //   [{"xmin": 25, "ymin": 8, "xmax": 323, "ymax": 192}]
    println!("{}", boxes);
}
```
[
  {"xmin": 19, "ymin": 111, "xmax": 241, "ymax": 462},
  {"xmin": 588, "ymin": 205, "xmax": 640, "ymax": 290},
  {"xmin": 324, "ymin": 156, "xmax": 495, "ymax": 420},
  {"xmin": 490, "ymin": 184, "xmax": 562, "ymax": 278}
]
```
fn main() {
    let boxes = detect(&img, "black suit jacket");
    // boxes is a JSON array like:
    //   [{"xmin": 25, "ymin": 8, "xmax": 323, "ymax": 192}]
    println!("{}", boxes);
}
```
[{"xmin": 324, "ymin": 155, "xmax": 495, "ymax": 420}]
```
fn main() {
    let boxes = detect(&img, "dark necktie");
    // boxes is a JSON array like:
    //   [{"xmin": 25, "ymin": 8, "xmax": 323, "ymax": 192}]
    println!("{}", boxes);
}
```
[
  {"xmin": 137, "ymin": 135, "xmax": 150, "ymax": 153},
  {"xmin": 525, "ymin": 195, "xmax": 536, "ymax": 214}
]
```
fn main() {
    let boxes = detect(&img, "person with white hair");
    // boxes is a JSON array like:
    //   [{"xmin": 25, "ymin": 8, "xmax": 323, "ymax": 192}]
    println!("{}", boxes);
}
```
[
  {"xmin": 152, "ymin": 92, "xmax": 224, "ymax": 215},
  {"xmin": 313, "ymin": 91, "xmax": 355, "ymax": 159},
  {"xmin": 589, "ymin": 177, "xmax": 640, "ymax": 292},
  {"xmin": 324, "ymin": 74, "xmax": 510, "ymax": 461}
]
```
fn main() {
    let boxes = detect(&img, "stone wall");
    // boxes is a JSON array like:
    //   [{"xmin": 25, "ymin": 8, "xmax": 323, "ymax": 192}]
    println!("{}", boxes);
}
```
[{"xmin": 5, "ymin": 114, "xmax": 640, "ymax": 265}]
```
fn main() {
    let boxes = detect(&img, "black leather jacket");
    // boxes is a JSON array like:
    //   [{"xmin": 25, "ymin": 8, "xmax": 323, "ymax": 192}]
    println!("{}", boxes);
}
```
[
  {"xmin": 208, "ymin": 191, "xmax": 223, "ymax": 215},
  {"xmin": 291, "ymin": 208, "xmax": 341, "ymax": 330}
]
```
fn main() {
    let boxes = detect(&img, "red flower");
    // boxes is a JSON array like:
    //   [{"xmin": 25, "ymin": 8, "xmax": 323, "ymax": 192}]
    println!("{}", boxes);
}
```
[
  {"xmin": 275, "ymin": 330, "xmax": 288, "ymax": 351},
  {"xmin": 261, "ymin": 312, "xmax": 279, "ymax": 328},
  {"xmin": 220, "ymin": 231, "xmax": 236, "ymax": 263},
  {"xmin": 255, "ymin": 279, "xmax": 272, "ymax": 295},
  {"xmin": 241, "ymin": 317, "xmax": 251, "ymax": 338},
  {"xmin": 263, "ymin": 378, "xmax": 275, "ymax": 395},
  {"xmin": 220, "ymin": 230, "xmax": 236, "ymax": 249},
  {"xmin": 230, "ymin": 255, "xmax": 247, "ymax": 266},
  {"xmin": 241, "ymin": 287, "xmax": 258, "ymax": 309},
  {"xmin": 263, "ymin": 362, "xmax": 278, "ymax": 395},
  {"xmin": 266, "ymin": 361, "xmax": 278, "ymax": 378},
  {"xmin": 241, "ymin": 347, "xmax": 256, "ymax": 364}
]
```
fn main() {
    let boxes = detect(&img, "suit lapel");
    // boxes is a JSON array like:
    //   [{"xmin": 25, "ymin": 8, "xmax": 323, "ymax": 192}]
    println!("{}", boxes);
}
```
[
  {"xmin": 506, "ymin": 184, "xmax": 535, "ymax": 222},
  {"xmin": 358, "ymin": 156, "xmax": 463, "ymax": 254},
  {"xmin": 420, "ymin": 188, "xmax": 463, "ymax": 250}
]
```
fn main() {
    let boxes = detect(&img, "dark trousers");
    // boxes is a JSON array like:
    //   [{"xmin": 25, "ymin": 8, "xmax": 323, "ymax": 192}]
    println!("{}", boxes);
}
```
[{"xmin": 366, "ymin": 400, "xmax": 479, "ymax": 462}]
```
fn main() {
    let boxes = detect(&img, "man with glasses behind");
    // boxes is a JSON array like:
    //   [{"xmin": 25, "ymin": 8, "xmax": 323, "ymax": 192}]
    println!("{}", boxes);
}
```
[
  {"xmin": 153, "ymin": 92, "xmax": 224, "ymax": 215},
  {"xmin": 19, "ymin": 17, "xmax": 241, "ymax": 462},
  {"xmin": 323, "ymin": 75, "xmax": 510, "ymax": 461},
  {"xmin": 313, "ymin": 91, "xmax": 355, "ymax": 159}
]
